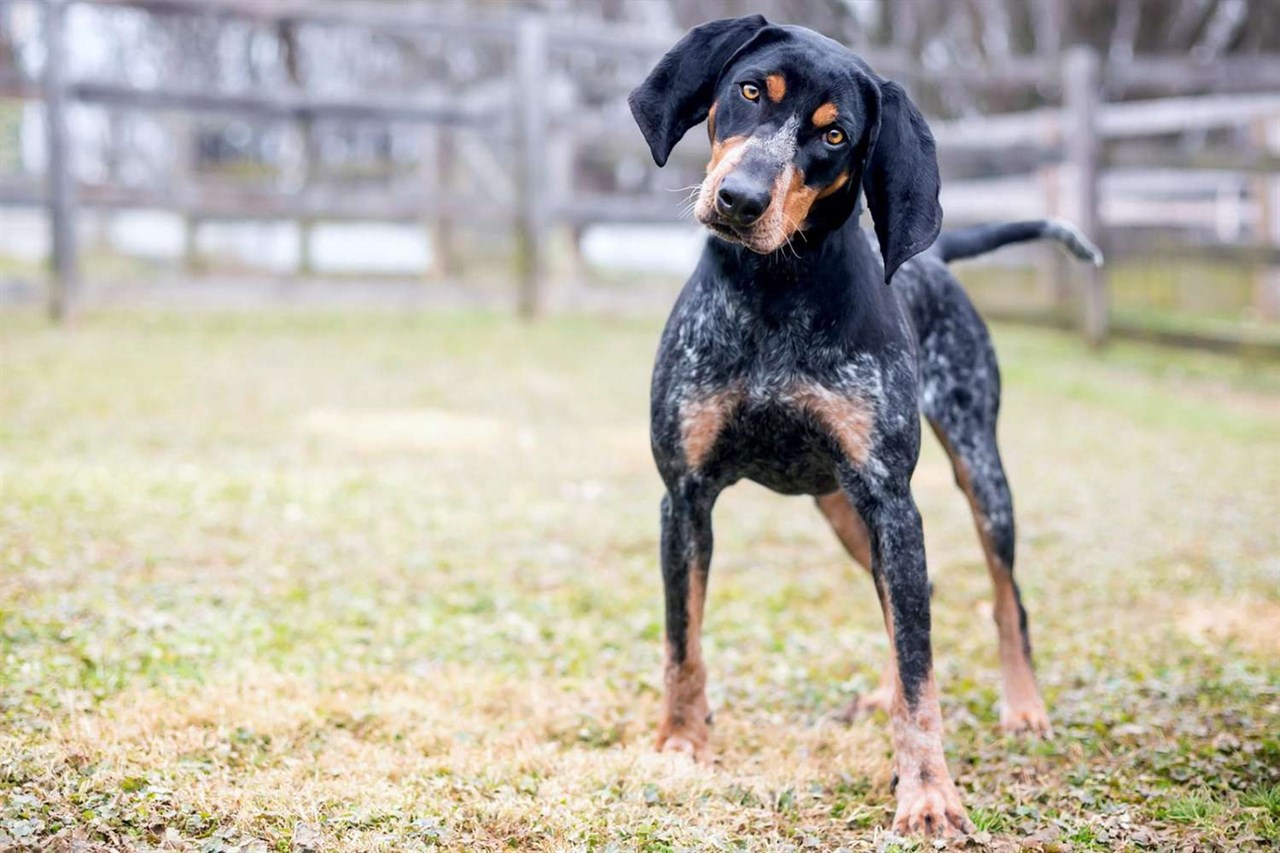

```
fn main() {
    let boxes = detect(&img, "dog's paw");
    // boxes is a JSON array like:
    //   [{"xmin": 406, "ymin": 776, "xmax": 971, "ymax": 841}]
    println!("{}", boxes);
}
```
[
  {"xmin": 892, "ymin": 777, "xmax": 973, "ymax": 837},
  {"xmin": 655, "ymin": 729, "xmax": 713, "ymax": 763},
  {"xmin": 1000, "ymin": 700, "xmax": 1052, "ymax": 737},
  {"xmin": 833, "ymin": 685, "xmax": 895, "ymax": 723}
]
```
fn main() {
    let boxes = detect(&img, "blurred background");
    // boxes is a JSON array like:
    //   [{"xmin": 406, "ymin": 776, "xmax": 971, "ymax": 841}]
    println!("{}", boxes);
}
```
[
  {"xmin": 0, "ymin": 0, "xmax": 1277, "ymax": 350},
  {"xmin": 2, "ymin": 4, "xmax": 1279, "ymax": 850}
]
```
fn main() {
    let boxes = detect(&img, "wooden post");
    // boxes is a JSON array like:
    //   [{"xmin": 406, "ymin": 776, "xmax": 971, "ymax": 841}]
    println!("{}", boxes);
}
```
[
  {"xmin": 1063, "ymin": 46, "xmax": 1106, "ymax": 346},
  {"xmin": 297, "ymin": 118, "xmax": 316, "ymax": 276},
  {"xmin": 1251, "ymin": 118, "xmax": 1280, "ymax": 321},
  {"xmin": 436, "ymin": 129, "xmax": 458, "ymax": 278},
  {"xmin": 421, "ymin": 126, "xmax": 458, "ymax": 279},
  {"xmin": 514, "ymin": 14, "xmax": 547, "ymax": 318},
  {"xmin": 170, "ymin": 113, "xmax": 201, "ymax": 271},
  {"xmin": 44, "ymin": 0, "xmax": 78, "ymax": 322},
  {"xmin": 183, "ymin": 216, "xmax": 201, "ymax": 271},
  {"xmin": 278, "ymin": 19, "xmax": 314, "ymax": 277}
]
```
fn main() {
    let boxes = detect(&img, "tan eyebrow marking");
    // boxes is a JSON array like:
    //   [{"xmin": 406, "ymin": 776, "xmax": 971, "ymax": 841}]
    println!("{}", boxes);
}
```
[
  {"xmin": 812, "ymin": 102, "xmax": 838, "ymax": 127},
  {"xmin": 766, "ymin": 74, "xmax": 786, "ymax": 103}
]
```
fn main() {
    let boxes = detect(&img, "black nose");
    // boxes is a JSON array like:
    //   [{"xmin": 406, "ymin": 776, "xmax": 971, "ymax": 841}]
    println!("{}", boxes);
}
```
[{"xmin": 716, "ymin": 173, "xmax": 771, "ymax": 226}]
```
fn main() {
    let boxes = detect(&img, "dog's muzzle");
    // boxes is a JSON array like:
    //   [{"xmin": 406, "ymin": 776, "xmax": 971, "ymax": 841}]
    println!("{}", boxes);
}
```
[{"xmin": 715, "ymin": 172, "xmax": 772, "ymax": 228}]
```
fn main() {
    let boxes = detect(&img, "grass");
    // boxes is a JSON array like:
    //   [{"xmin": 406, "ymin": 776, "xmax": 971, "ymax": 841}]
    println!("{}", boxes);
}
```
[
  {"xmin": 1, "ymin": 309, "xmax": 1278, "ymax": 852},
  {"xmin": 943, "ymin": 258, "xmax": 1280, "ymax": 346}
]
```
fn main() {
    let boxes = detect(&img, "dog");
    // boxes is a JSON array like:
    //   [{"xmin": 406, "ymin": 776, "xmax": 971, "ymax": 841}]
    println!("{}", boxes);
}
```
[{"xmin": 628, "ymin": 16, "xmax": 1101, "ymax": 836}]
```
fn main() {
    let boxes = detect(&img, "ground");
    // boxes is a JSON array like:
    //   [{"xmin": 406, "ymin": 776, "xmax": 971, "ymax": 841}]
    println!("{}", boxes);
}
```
[{"xmin": 1, "ymin": 310, "xmax": 1277, "ymax": 852}]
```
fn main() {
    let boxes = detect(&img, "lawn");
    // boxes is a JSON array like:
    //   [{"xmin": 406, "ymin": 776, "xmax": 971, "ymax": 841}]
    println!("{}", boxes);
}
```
[{"xmin": 1, "ymin": 310, "xmax": 1278, "ymax": 852}]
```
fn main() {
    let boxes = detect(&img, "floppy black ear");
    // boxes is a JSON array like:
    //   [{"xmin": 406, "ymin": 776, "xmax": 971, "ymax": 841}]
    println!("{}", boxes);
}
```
[
  {"xmin": 860, "ymin": 81, "xmax": 942, "ymax": 283},
  {"xmin": 627, "ymin": 15, "xmax": 769, "ymax": 167}
]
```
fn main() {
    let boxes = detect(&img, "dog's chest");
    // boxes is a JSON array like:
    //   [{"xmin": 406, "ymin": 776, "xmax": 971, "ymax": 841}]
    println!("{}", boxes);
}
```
[
  {"xmin": 674, "ymin": 346, "xmax": 889, "ymax": 494},
  {"xmin": 655, "ymin": 278, "xmax": 921, "ymax": 493}
]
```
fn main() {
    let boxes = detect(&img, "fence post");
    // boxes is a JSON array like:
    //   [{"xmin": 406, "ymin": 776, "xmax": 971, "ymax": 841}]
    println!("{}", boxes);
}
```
[
  {"xmin": 1251, "ymin": 118, "xmax": 1279, "ymax": 321},
  {"xmin": 514, "ymin": 14, "xmax": 547, "ymax": 318},
  {"xmin": 421, "ymin": 126, "xmax": 458, "ymax": 279},
  {"xmin": 44, "ymin": 0, "xmax": 77, "ymax": 322},
  {"xmin": 1063, "ymin": 46, "xmax": 1106, "ymax": 346},
  {"xmin": 297, "ymin": 118, "xmax": 316, "ymax": 276},
  {"xmin": 171, "ymin": 113, "xmax": 202, "ymax": 272}
]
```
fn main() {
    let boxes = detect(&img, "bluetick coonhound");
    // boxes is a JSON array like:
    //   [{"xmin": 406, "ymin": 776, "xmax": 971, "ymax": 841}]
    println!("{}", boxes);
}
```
[{"xmin": 628, "ymin": 15, "xmax": 1101, "ymax": 836}]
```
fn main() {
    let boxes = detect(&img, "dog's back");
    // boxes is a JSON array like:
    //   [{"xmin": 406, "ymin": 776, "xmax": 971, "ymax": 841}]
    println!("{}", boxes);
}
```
[{"xmin": 874, "ymin": 220, "xmax": 1102, "ymax": 427}]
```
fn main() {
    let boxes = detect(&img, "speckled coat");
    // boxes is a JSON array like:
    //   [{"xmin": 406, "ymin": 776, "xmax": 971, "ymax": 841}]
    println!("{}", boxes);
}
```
[{"xmin": 629, "ymin": 14, "xmax": 1098, "ymax": 837}]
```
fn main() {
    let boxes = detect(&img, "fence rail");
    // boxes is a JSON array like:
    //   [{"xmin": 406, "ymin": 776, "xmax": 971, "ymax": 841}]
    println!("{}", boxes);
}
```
[{"xmin": 1, "ymin": 0, "xmax": 1278, "ymax": 353}]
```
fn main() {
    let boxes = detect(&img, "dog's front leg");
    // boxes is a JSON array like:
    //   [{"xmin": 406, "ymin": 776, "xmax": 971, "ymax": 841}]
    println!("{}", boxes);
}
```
[
  {"xmin": 859, "ymin": 481, "xmax": 973, "ymax": 836},
  {"xmin": 655, "ymin": 485, "xmax": 715, "ymax": 762}
]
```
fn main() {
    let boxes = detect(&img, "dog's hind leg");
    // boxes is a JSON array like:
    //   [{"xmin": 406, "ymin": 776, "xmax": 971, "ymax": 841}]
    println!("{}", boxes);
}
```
[
  {"xmin": 928, "ymin": 417, "xmax": 1048, "ymax": 734},
  {"xmin": 814, "ymin": 492, "xmax": 896, "ymax": 720},
  {"xmin": 922, "ymin": 342, "xmax": 1050, "ymax": 734},
  {"xmin": 916, "ymin": 286, "xmax": 1049, "ymax": 734}
]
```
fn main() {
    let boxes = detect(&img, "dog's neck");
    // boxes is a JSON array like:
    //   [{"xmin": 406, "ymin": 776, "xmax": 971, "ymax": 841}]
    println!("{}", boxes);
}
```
[{"xmin": 701, "ymin": 202, "xmax": 903, "ymax": 349}]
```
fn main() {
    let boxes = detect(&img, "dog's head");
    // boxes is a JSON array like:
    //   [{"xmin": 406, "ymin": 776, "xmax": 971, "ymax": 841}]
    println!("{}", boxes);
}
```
[{"xmin": 628, "ymin": 16, "xmax": 941, "ymax": 282}]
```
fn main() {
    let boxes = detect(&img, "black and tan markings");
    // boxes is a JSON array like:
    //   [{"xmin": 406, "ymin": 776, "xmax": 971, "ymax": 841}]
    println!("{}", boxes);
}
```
[
  {"xmin": 629, "ymin": 13, "xmax": 1092, "ymax": 838},
  {"xmin": 811, "ymin": 101, "xmax": 839, "ymax": 127},
  {"xmin": 678, "ymin": 387, "xmax": 742, "ymax": 470},
  {"xmin": 765, "ymin": 72, "xmax": 787, "ymax": 102},
  {"xmin": 681, "ymin": 33, "xmax": 868, "ymax": 255}
]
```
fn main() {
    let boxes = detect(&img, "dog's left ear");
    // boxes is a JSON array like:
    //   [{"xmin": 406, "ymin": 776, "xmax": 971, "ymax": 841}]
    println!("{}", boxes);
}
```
[
  {"xmin": 860, "ymin": 80, "xmax": 942, "ymax": 283},
  {"xmin": 628, "ymin": 15, "xmax": 770, "ymax": 167}
]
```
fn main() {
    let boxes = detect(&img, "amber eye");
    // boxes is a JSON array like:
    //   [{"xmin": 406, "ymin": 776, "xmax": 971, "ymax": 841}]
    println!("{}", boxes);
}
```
[
  {"xmin": 824, "ymin": 128, "xmax": 846, "ymax": 146},
  {"xmin": 740, "ymin": 83, "xmax": 760, "ymax": 101}
]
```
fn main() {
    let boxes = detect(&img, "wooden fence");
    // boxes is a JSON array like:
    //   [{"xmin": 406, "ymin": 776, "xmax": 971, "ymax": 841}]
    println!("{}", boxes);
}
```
[{"xmin": 1, "ymin": 0, "xmax": 1278, "ymax": 352}]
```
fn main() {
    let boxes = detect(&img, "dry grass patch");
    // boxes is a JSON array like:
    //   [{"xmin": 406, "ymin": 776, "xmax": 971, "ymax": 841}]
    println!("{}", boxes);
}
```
[
  {"xmin": 1, "ymin": 310, "xmax": 1278, "ymax": 851},
  {"xmin": 13, "ymin": 666, "xmax": 896, "ymax": 851},
  {"xmin": 1179, "ymin": 599, "xmax": 1280, "ymax": 658}
]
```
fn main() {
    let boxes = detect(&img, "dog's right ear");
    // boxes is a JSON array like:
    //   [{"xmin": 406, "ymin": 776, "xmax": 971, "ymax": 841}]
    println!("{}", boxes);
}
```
[{"xmin": 628, "ymin": 15, "xmax": 769, "ymax": 167}]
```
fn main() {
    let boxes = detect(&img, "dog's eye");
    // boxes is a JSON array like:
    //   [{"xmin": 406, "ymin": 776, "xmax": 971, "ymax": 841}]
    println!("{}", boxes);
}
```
[
  {"xmin": 824, "ymin": 128, "xmax": 846, "ymax": 146},
  {"xmin": 740, "ymin": 83, "xmax": 760, "ymax": 102}
]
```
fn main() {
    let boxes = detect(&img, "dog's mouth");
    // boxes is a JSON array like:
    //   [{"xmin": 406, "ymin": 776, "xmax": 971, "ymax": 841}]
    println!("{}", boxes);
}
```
[
  {"xmin": 697, "ymin": 207, "xmax": 759, "ymax": 246},
  {"xmin": 702, "ymin": 218, "xmax": 747, "ymax": 241},
  {"xmin": 699, "ymin": 214, "xmax": 784, "ymax": 255}
]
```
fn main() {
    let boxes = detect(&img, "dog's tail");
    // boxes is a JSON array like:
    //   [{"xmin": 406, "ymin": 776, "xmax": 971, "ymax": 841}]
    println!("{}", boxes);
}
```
[{"xmin": 933, "ymin": 219, "xmax": 1104, "ymax": 267}]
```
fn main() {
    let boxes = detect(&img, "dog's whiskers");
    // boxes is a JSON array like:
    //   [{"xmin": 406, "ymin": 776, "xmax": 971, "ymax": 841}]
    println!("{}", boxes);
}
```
[
  {"xmin": 675, "ymin": 186, "xmax": 703, "ymax": 219},
  {"xmin": 778, "ymin": 211, "xmax": 804, "ymax": 260}
]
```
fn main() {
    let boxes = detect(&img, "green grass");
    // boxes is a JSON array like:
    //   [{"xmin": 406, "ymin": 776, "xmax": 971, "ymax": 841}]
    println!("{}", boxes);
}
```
[
  {"xmin": 1, "ymin": 309, "xmax": 1277, "ymax": 851},
  {"xmin": 1158, "ymin": 792, "xmax": 1224, "ymax": 825},
  {"xmin": 960, "ymin": 259, "xmax": 1280, "ymax": 347}
]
